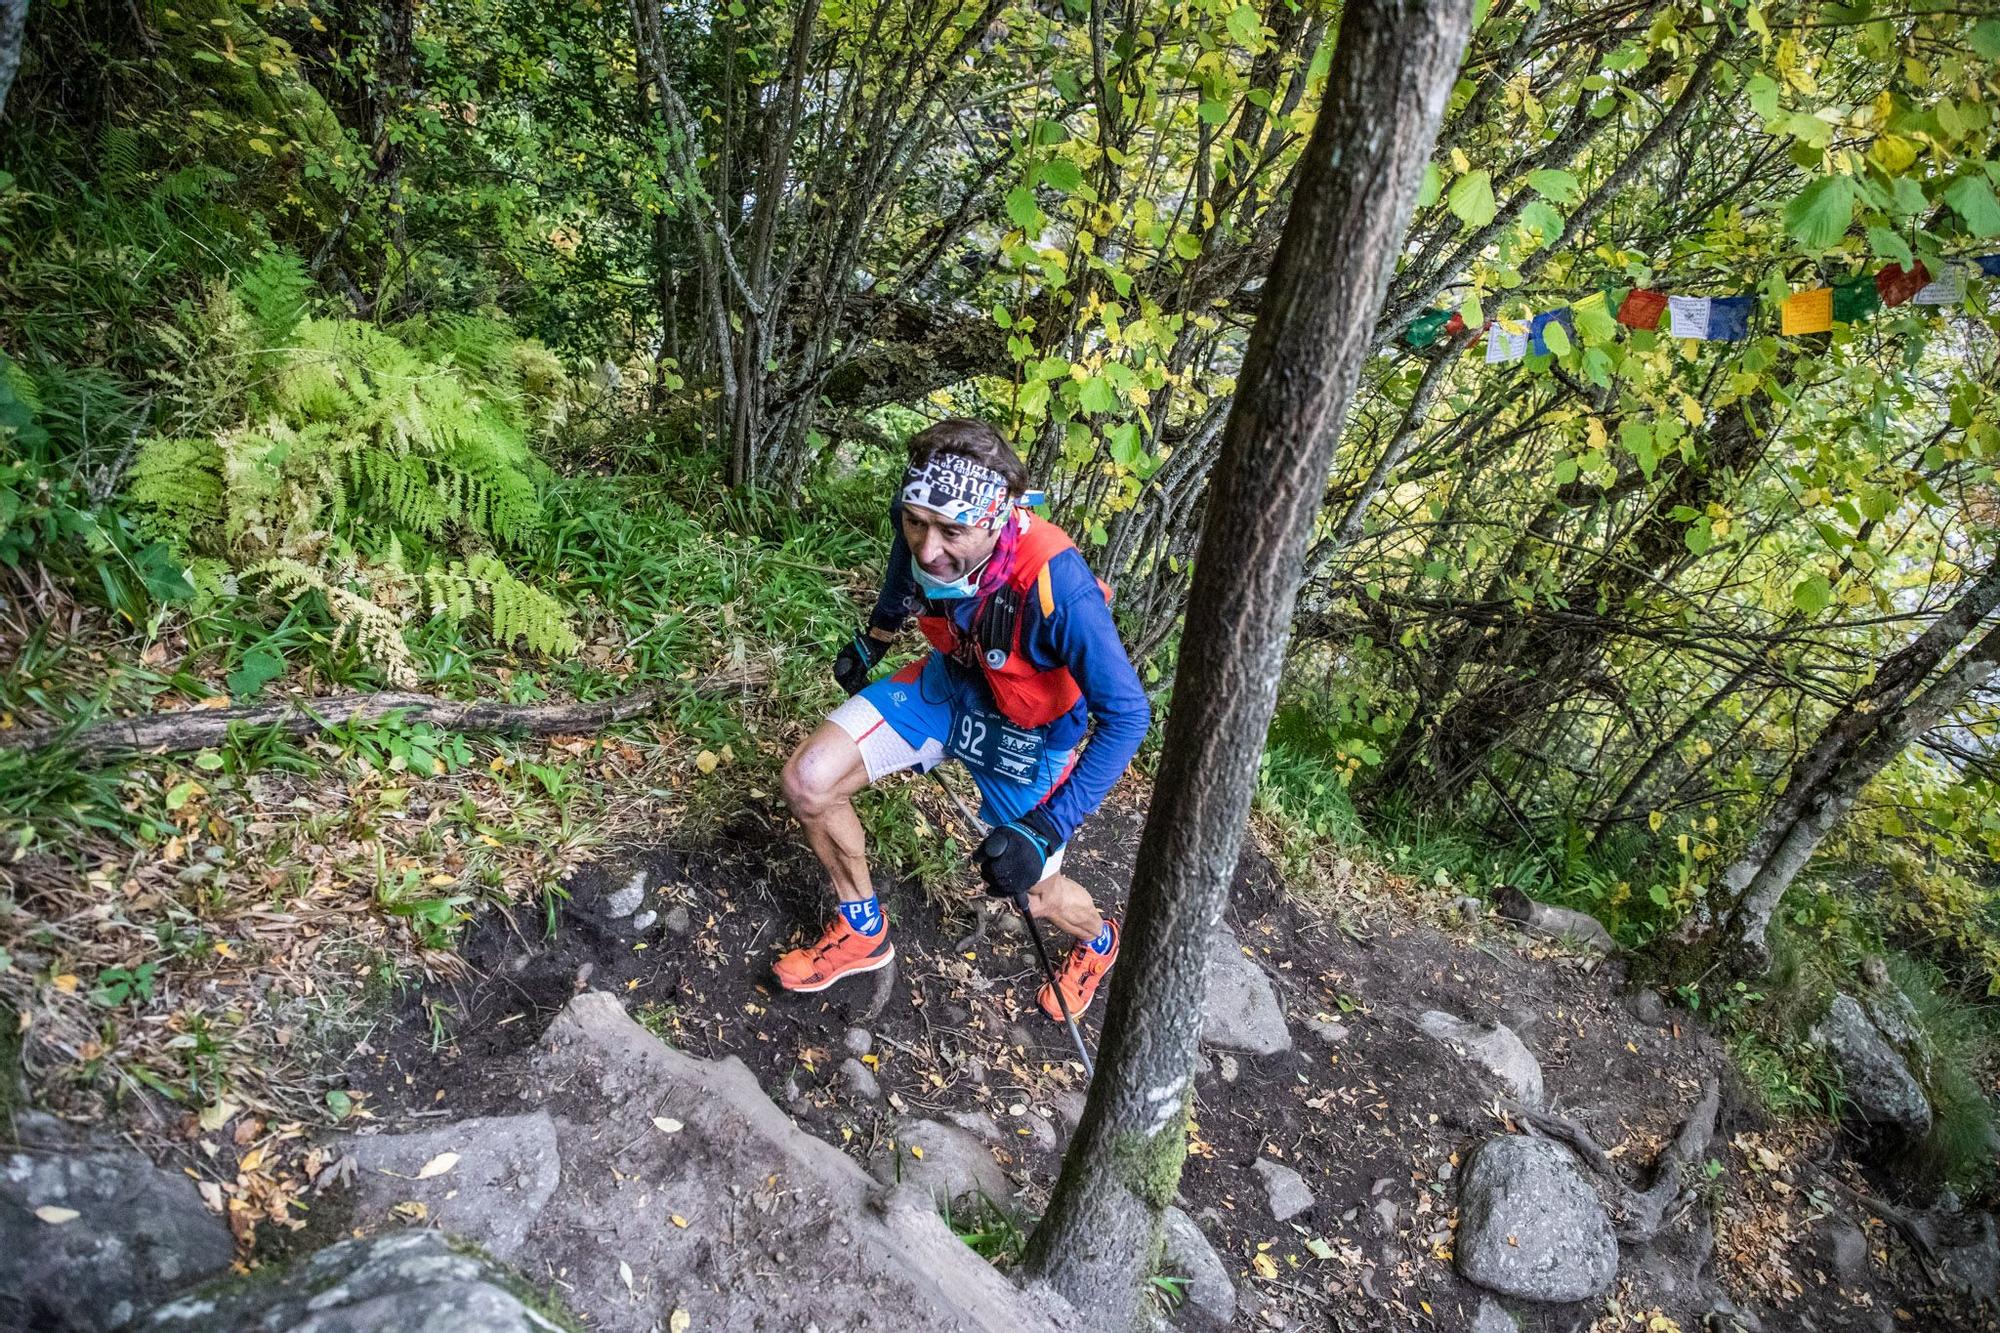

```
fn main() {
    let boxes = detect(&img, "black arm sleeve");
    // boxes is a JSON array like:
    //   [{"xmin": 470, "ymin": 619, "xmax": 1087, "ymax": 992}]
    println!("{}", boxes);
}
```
[{"xmin": 870, "ymin": 499, "xmax": 922, "ymax": 633}]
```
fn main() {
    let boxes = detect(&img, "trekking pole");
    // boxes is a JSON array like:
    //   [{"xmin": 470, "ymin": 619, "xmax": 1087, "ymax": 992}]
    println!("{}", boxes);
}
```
[{"xmin": 928, "ymin": 774, "xmax": 1095, "ymax": 1079}]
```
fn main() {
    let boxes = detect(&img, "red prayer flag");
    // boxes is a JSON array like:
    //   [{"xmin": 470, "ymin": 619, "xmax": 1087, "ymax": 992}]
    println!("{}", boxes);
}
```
[
  {"xmin": 1444, "ymin": 312, "xmax": 1466, "ymax": 336},
  {"xmin": 1875, "ymin": 261, "xmax": 1930, "ymax": 308},
  {"xmin": 1617, "ymin": 288, "xmax": 1668, "ymax": 330}
]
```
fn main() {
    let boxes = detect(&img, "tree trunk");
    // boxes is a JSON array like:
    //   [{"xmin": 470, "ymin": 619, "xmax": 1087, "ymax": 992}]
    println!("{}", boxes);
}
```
[
  {"xmin": 1016, "ymin": 0, "xmax": 1472, "ymax": 1323},
  {"xmin": 1707, "ymin": 563, "xmax": 2000, "ymax": 966},
  {"xmin": 0, "ymin": 0, "xmax": 26, "ymax": 121}
]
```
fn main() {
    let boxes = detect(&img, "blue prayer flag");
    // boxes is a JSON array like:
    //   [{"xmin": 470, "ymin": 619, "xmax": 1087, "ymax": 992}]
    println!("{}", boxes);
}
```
[
  {"xmin": 1529, "ymin": 307, "xmax": 1576, "ymax": 356},
  {"xmin": 1978, "ymin": 254, "xmax": 2000, "ymax": 278},
  {"xmin": 1707, "ymin": 294, "xmax": 1754, "ymax": 341}
]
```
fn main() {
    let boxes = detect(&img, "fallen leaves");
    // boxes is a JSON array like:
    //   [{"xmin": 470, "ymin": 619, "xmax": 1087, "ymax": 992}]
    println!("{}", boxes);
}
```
[
  {"xmin": 34, "ymin": 1205, "xmax": 81, "ymax": 1224},
  {"xmin": 652, "ymin": 1117, "xmax": 684, "ymax": 1135},
  {"xmin": 416, "ymin": 1151, "xmax": 460, "ymax": 1180}
]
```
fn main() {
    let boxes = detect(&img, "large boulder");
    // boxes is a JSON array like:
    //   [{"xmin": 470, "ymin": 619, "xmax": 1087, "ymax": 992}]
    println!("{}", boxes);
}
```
[
  {"xmin": 136, "ymin": 1230, "xmax": 566, "ymax": 1332},
  {"xmin": 335, "ymin": 1112, "xmax": 561, "ymax": 1261},
  {"xmin": 1813, "ymin": 993, "xmax": 1932, "ymax": 1142},
  {"xmin": 1, "ymin": 1136, "xmax": 234, "ymax": 1331},
  {"xmin": 1455, "ymin": 1135, "xmax": 1617, "ymax": 1303},
  {"xmin": 1159, "ymin": 1207, "xmax": 1236, "ymax": 1330},
  {"xmin": 508, "ymin": 991, "xmax": 1076, "ymax": 1332},
  {"xmin": 1418, "ymin": 1010, "xmax": 1545, "ymax": 1107},
  {"xmin": 1202, "ymin": 922, "xmax": 1292, "ymax": 1055}
]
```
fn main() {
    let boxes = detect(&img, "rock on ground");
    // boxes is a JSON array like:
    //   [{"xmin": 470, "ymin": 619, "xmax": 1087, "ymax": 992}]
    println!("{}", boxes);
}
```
[
  {"xmin": 1455, "ymin": 1135, "xmax": 1618, "ymax": 1303},
  {"xmin": 1472, "ymin": 1297, "xmax": 1518, "ymax": 1332},
  {"xmin": 1418, "ymin": 1010, "xmax": 1545, "ymax": 1107},
  {"xmin": 841, "ymin": 1056, "xmax": 882, "ymax": 1101},
  {"xmin": 1813, "ymin": 993, "xmax": 1933, "ymax": 1142},
  {"xmin": 1251, "ymin": 1157, "xmax": 1315, "ymax": 1222},
  {"xmin": 1, "ymin": 1137, "xmax": 234, "ymax": 1331},
  {"xmin": 870, "ymin": 1116, "xmax": 1018, "ymax": 1210},
  {"xmin": 136, "ymin": 1230, "xmax": 567, "ymax": 1333},
  {"xmin": 1159, "ymin": 1206, "xmax": 1236, "ymax": 1329},
  {"xmin": 1202, "ymin": 921, "xmax": 1292, "ymax": 1055},
  {"xmin": 335, "ymin": 1112, "xmax": 561, "ymax": 1261},
  {"xmin": 519, "ymin": 991, "xmax": 1070, "ymax": 1332}
]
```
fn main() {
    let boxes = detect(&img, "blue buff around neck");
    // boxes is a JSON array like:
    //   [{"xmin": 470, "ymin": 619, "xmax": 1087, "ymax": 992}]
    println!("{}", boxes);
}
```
[
  {"xmin": 1088, "ymin": 921, "xmax": 1115, "ymax": 955},
  {"xmin": 840, "ymin": 895, "xmax": 884, "ymax": 937}
]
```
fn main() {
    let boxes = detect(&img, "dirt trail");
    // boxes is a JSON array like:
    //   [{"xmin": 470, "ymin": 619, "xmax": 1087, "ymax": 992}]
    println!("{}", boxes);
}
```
[{"xmin": 351, "ymin": 779, "xmax": 1995, "ymax": 1332}]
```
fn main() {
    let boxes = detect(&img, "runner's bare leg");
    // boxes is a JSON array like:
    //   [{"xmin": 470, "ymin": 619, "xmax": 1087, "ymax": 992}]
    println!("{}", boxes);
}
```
[{"xmin": 782, "ymin": 722, "xmax": 875, "ymax": 903}]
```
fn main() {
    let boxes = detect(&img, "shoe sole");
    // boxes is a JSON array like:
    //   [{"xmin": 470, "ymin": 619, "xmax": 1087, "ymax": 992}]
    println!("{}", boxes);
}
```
[{"xmin": 776, "ymin": 943, "xmax": 896, "ymax": 994}]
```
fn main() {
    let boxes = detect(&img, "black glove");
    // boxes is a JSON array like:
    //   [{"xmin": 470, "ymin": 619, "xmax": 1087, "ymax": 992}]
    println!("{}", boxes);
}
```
[
  {"xmin": 974, "ymin": 807, "xmax": 1063, "ymax": 900},
  {"xmin": 834, "ymin": 629, "xmax": 889, "ymax": 696}
]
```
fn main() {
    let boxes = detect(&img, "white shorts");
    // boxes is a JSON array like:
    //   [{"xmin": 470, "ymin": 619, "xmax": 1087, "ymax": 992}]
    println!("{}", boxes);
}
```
[{"xmin": 828, "ymin": 692, "xmax": 1066, "ymax": 882}]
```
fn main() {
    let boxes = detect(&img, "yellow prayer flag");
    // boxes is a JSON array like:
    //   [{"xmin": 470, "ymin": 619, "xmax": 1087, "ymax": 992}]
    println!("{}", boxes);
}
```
[{"xmin": 1781, "ymin": 287, "xmax": 1833, "ymax": 335}]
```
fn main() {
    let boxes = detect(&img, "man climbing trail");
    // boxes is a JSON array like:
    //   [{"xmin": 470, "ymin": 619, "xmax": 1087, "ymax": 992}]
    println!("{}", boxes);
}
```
[{"xmin": 777, "ymin": 419, "xmax": 1151, "ymax": 1023}]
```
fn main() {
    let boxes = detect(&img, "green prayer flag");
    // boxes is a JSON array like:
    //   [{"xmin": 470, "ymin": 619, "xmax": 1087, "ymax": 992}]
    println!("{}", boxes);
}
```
[
  {"xmin": 1832, "ymin": 274, "xmax": 1881, "ymax": 322},
  {"xmin": 1405, "ymin": 309, "xmax": 1453, "ymax": 350}
]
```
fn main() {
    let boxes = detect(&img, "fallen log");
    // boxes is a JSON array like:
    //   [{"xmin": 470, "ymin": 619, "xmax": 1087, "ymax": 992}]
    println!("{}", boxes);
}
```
[
  {"xmin": 0, "ymin": 663, "xmax": 766, "ymax": 762},
  {"xmin": 1493, "ymin": 883, "xmax": 1619, "ymax": 954}
]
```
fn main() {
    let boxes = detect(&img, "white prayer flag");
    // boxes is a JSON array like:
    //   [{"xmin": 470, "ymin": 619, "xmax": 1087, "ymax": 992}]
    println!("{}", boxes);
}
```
[
  {"xmin": 1485, "ymin": 321, "xmax": 1527, "ymax": 363},
  {"xmin": 1668, "ymin": 295, "xmax": 1712, "ymax": 339},
  {"xmin": 1913, "ymin": 264, "xmax": 1966, "ymax": 305}
]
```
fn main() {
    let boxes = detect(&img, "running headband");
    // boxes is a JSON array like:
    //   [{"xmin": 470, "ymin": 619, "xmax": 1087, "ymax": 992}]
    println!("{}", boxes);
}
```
[{"xmin": 900, "ymin": 452, "xmax": 1012, "ymax": 530}]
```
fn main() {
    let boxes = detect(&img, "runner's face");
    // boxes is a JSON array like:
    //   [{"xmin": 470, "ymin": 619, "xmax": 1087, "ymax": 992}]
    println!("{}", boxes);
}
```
[{"xmin": 902, "ymin": 504, "xmax": 1002, "ymax": 582}]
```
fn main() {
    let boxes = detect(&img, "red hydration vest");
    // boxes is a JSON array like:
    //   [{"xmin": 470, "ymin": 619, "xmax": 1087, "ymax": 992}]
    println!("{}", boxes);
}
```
[{"xmin": 915, "ymin": 514, "xmax": 1109, "ymax": 730}]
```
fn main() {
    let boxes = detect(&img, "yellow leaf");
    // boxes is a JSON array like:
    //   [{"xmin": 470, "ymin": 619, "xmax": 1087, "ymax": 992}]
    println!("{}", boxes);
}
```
[
  {"xmin": 238, "ymin": 1147, "xmax": 266, "ymax": 1174},
  {"xmin": 695, "ymin": 750, "xmax": 719, "ymax": 775},
  {"xmin": 199, "ymin": 1100, "xmax": 240, "ymax": 1133},
  {"xmin": 35, "ymin": 1205, "xmax": 81, "ymax": 1224},
  {"xmin": 670, "ymin": 1311, "xmax": 691, "ymax": 1333},
  {"xmin": 671, "ymin": 1214, "xmax": 689, "ymax": 1228},
  {"xmin": 417, "ymin": 1151, "xmax": 459, "ymax": 1179},
  {"xmin": 214, "ymin": 940, "xmax": 234, "ymax": 958},
  {"xmin": 1648, "ymin": 810, "xmax": 1665, "ymax": 832},
  {"xmin": 1251, "ymin": 1252, "xmax": 1278, "ymax": 1279},
  {"xmin": 911, "ymin": 1146, "xmax": 924, "ymax": 1160},
  {"xmin": 652, "ymin": 1117, "xmax": 684, "ymax": 1135},
  {"xmin": 52, "ymin": 974, "xmax": 78, "ymax": 994},
  {"xmin": 392, "ymin": 1200, "xmax": 429, "ymax": 1220}
]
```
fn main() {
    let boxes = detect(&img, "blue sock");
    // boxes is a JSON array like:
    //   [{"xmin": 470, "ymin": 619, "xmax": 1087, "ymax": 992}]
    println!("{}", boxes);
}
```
[
  {"xmin": 839, "ymin": 894, "xmax": 885, "ymax": 937},
  {"xmin": 1087, "ymin": 921, "xmax": 1116, "ymax": 955}
]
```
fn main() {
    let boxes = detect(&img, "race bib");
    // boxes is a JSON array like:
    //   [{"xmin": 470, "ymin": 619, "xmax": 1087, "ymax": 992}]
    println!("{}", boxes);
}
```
[{"xmin": 947, "ymin": 703, "xmax": 1045, "ymax": 785}]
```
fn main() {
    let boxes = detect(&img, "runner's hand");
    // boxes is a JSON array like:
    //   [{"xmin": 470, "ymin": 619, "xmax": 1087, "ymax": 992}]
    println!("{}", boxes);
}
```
[
  {"xmin": 975, "ymin": 808, "xmax": 1062, "ymax": 898},
  {"xmin": 834, "ymin": 629, "xmax": 889, "ymax": 695}
]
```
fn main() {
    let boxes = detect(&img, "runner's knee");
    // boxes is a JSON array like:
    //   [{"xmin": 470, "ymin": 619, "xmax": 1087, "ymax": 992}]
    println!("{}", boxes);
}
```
[{"xmin": 783, "ymin": 732, "xmax": 858, "ymax": 818}]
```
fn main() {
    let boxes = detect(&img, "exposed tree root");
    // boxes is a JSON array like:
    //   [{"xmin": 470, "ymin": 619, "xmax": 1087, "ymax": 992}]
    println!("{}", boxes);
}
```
[{"xmin": 1620, "ymin": 1078, "xmax": 1722, "ymax": 1243}]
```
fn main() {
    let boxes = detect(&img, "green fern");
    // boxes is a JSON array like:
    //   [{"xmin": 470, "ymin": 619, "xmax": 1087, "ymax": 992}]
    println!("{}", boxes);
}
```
[
  {"xmin": 238, "ymin": 250, "xmax": 312, "ymax": 346},
  {"xmin": 125, "ymin": 274, "xmax": 577, "ymax": 678},
  {"xmin": 247, "ymin": 556, "xmax": 421, "ymax": 687},
  {"xmin": 126, "ymin": 437, "xmax": 227, "ymax": 549}
]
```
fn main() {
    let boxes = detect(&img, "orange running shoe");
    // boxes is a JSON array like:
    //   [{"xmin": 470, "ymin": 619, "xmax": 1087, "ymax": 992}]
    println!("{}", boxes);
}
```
[
  {"xmin": 1038, "ymin": 921, "xmax": 1119, "ymax": 1022},
  {"xmin": 772, "ymin": 916, "xmax": 894, "ymax": 993}
]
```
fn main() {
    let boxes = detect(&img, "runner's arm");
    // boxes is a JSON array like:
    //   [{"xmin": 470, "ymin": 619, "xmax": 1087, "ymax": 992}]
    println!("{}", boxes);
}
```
[
  {"xmin": 869, "ymin": 499, "xmax": 922, "ymax": 634},
  {"xmin": 1031, "ymin": 552, "xmax": 1150, "ymax": 843}
]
